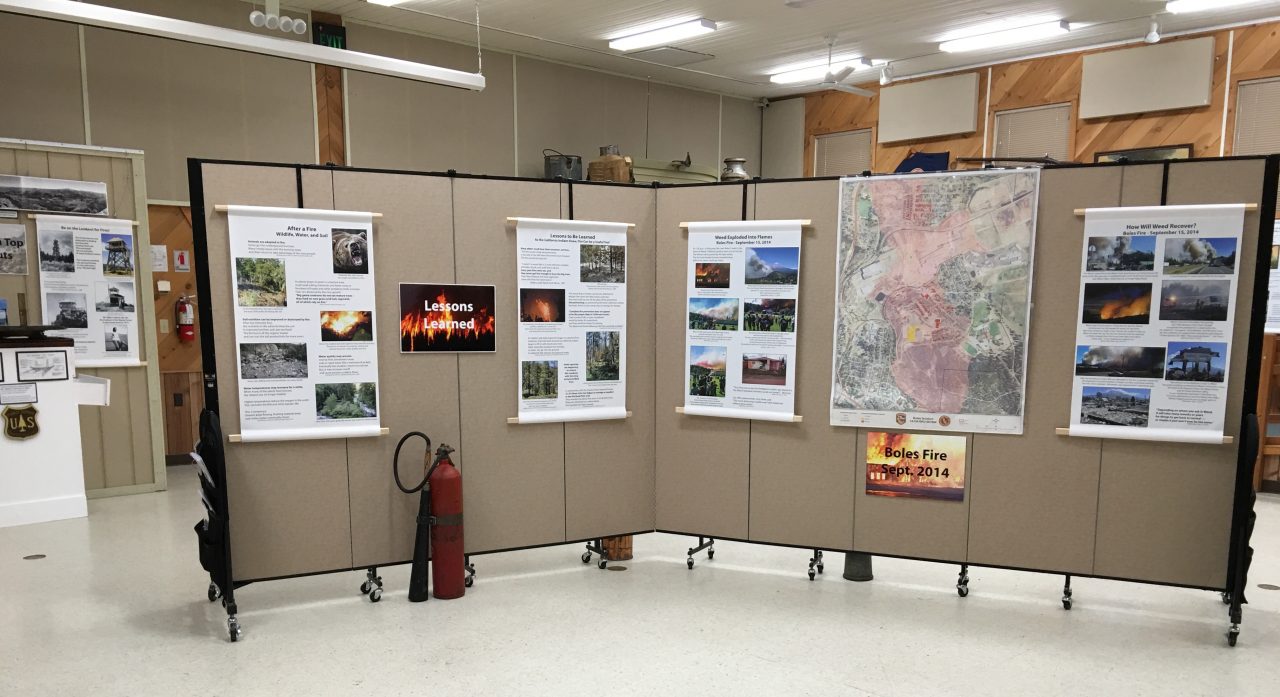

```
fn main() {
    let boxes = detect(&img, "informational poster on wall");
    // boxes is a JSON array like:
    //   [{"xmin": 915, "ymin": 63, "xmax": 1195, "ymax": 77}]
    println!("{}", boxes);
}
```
[
  {"xmin": 865, "ymin": 431, "xmax": 966, "ymax": 502},
  {"xmin": 513, "ymin": 217, "xmax": 629, "ymax": 424},
  {"xmin": 682, "ymin": 220, "xmax": 803, "ymax": 422},
  {"xmin": 0, "ymin": 223, "xmax": 28, "ymax": 275},
  {"xmin": 36, "ymin": 215, "xmax": 140, "ymax": 367},
  {"xmin": 1266, "ymin": 222, "xmax": 1279, "ymax": 334},
  {"xmin": 830, "ymin": 170, "xmax": 1039, "ymax": 434},
  {"xmin": 226, "ymin": 205, "xmax": 382, "ymax": 442},
  {"xmin": 1068, "ymin": 204, "xmax": 1243, "ymax": 444}
]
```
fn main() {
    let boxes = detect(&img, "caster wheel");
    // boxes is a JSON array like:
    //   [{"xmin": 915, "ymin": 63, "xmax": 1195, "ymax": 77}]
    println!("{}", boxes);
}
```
[
  {"xmin": 687, "ymin": 558, "xmax": 694, "ymax": 570},
  {"xmin": 369, "ymin": 587, "xmax": 382, "ymax": 603},
  {"xmin": 581, "ymin": 552, "xmax": 592, "ymax": 564},
  {"xmin": 228, "ymin": 618, "xmax": 241, "ymax": 643},
  {"xmin": 1221, "ymin": 592, "xmax": 1232, "ymax": 605},
  {"xmin": 808, "ymin": 569, "xmax": 816, "ymax": 581},
  {"xmin": 1063, "ymin": 598, "xmax": 1072, "ymax": 610},
  {"xmin": 957, "ymin": 586, "xmax": 969, "ymax": 598},
  {"xmin": 598, "ymin": 559, "xmax": 607, "ymax": 570},
  {"xmin": 817, "ymin": 564, "xmax": 825, "ymax": 574},
  {"xmin": 707, "ymin": 549, "xmax": 715, "ymax": 560},
  {"xmin": 207, "ymin": 583, "xmax": 220, "ymax": 602},
  {"xmin": 464, "ymin": 575, "xmax": 474, "ymax": 588},
  {"xmin": 1228, "ymin": 630, "xmax": 1239, "ymax": 647},
  {"xmin": 360, "ymin": 581, "xmax": 372, "ymax": 594}
]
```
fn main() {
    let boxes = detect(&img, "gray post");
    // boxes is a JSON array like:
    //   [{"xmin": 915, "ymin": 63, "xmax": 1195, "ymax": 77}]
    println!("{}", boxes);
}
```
[{"xmin": 843, "ymin": 552, "xmax": 873, "ymax": 582}]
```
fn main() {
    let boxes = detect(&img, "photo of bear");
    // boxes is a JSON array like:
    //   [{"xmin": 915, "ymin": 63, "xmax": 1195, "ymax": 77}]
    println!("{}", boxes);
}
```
[{"xmin": 332, "ymin": 229, "xmax": 369, "ymax": 274}]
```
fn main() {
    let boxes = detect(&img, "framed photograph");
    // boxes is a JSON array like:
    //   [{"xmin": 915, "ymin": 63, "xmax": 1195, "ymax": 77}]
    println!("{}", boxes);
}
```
[
  {"xmin": 0, "ymin": 174, "xmax": 108, "ymax": 216},
  {"xmin": 16, "ymin": 350, "xmax": 69, "ymax": 382},
  {"xmin": 1094, "ymin": 144, "xmax": 1193, "ymax": 164}
]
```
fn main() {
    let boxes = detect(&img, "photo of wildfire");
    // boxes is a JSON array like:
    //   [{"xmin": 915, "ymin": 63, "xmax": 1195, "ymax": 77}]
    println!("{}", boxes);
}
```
[
  {"xmin": 694, "ymin": 263, "xmax": 730, "ymax": 289},
  {"xmin": 520, "ymin": 288, "xmax": 566, "ymax": 323},
  {"xmin": 320, "ymin": 310, "xmax": 373, "ymax": 342},
  {"xmin": 1080, "ymin": 282, "xmax": 1152, "ymax": 324},
  {"xmin": 399, "ymin": 283, "xmax": 496, "ymax": 353},
  {"xmin": 865, "ymin": 431, "xmax": 966, "ymax": 502},
  {"xmin": 1074, "ymin": 345, "xmax": 1166, "ymax": 378}
]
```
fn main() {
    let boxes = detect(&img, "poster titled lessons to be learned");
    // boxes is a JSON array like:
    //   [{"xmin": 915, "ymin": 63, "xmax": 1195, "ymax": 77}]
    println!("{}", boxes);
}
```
[
  {"xmin": 683, "ymin": 220, "xmax": 803, "ymax": 422},
  {"xmin": 37, "ymin": 215, "xmax": 140, "ymax": 367},
  {"xmin": 513, "ymin": 217, "xmax": 629, "ymax": 424},
  {"xmin": 1069, "ymin": 204, "xmax": 1244, "ymax": 444},
  {"xmin": 227, "ymin": 205, "xmax": 382, "ymax": 442}
]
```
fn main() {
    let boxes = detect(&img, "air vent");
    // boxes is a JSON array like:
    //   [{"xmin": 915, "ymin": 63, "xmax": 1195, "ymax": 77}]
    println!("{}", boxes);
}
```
[{"xmin": 630, "ymin": 46, "xmax": 714, "ymax": 67}]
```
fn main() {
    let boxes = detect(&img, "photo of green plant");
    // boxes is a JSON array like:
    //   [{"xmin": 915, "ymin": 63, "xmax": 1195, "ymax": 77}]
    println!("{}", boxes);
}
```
[
  {"xmin": 236, "ymin": 257, "xmax": 287, "ymax": 307},
  {"xmin": 315, "ymin": 382, "xmax": 377, "ymax": 420}
]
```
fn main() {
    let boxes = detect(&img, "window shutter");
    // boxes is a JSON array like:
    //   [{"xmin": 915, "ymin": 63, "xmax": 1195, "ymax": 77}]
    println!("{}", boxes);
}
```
[
  {"xmin": 815, "ymin": 128, "xmax": 874, "ymax": 176},
  {"xmin": 993, "ymin": 103, "xmax": 1072, "ymax": 160},
  {"xmin": 1235, "ymin": 77, "xmax": 1280, "ymax": 156}
]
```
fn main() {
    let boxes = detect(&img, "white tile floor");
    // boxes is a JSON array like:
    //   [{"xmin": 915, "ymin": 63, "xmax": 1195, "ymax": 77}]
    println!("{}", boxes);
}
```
[{"xmin": 1, "ymin": 466, "xmax": 1277, "ymax": 696}]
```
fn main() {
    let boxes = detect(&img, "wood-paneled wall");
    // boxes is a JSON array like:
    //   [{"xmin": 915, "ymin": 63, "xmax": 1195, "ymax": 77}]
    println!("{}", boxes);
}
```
[
  {"xmin": 148, "ymin": 204, "xmax": 205, "ymax": 457},
  {"xmin": 803, "ymin": 22, "xmax": 1280, "ymax": 176}
]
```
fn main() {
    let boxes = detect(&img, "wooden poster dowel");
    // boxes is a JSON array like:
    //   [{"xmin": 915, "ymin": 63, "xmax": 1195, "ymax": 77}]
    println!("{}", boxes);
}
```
[
  {"xmin": 213, "ymin": 204, "xmax": 382, "ymax": 218},
  {"xmin": 1053, "ymin": 427, "xmax": 1233, "ymax": 444},
  {"xmin": 1073, "ymin": 204, "xmax": 1257, "ymax": 216}
]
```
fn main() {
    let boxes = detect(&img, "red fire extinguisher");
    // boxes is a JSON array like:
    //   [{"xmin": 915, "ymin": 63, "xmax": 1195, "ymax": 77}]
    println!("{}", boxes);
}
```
[
  {"xmin": 176, "ymin": 295, "xmax": 196, "ymax": 343},
  {"xmin": 429, "ymin": 444, "xmax": 466, "ymax": 599}
]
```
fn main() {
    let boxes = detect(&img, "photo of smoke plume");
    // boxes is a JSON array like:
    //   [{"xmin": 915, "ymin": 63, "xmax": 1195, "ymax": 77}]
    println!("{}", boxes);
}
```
[
  {"xmin": 1074, "ymin": 345, "xmax": 1166, "ymax": 378},
  {"xmin": 1080, "ymin": 283, "xmax": 1151, "ymax": 324},
  {"xmin": 519, "ymin": 288, "xmax": 565, "ymax": 323},
  {"xmin": 1163, "ymin": 237, "xmax": 1236, "ymax": 275},
  {"xmin": 1080, "ymin": 386, "xmax": 1151, "ymax": 427},
  {"xmin": 1086, "ymin": 235, "xmax": 1155, "ymax": 271},
  {"xmin": 1159, "ymin": 279, "xmax": 1230, "ymax": 322}
]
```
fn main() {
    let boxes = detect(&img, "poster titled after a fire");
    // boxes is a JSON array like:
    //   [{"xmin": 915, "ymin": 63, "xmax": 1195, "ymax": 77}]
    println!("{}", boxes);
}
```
[
  {"xmin": 226, "ymin": 205, "xmax": 382, "ymax": 442},
  {"xmin": 1069, "ymin": 204, "xmax": 1243, "ymax": 444},
  {"xmin": 513, "ymin": 217, "xmax": 629, "ymax": 424}
]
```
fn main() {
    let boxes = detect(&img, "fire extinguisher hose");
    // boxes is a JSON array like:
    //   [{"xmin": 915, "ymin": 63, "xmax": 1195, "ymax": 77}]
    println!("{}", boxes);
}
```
[{"xmin": 393, "ymin": 431, "xmax": 433, "ymax": 494}]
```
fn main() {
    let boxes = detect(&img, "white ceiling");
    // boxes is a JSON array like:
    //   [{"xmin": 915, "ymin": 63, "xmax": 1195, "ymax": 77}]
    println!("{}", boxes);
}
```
[{"xmin": 253, "ymin": 0, "xmax": 1280, "ymax": 98}]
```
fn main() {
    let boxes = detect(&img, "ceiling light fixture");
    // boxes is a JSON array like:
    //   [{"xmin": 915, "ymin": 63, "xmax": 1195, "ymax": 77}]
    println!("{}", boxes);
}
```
[
  {"xmin": 1, "ymin": 0, "xmax": 485, "ymax": 90},
  {"xmin": 938, "ymin": 19, "xmax": 1070, "ymax": 53},
  {"xmin": 1145, "ymin": 19, "xmax": 1162, "ymax": 43},
  {"xmin": 1166, "ymin": 0, "xmax": 1262, "ymax": 13},
  {"xmin": 366, "ymin": 0, "xmax": 413, "ymax": 6},
  {"xmin": 608, "ymin": 18, "xmax": 717, "ymax": 52},
  {"xmin": 769, "ymin": 55, "xmax": 883, "ymax": 84}
]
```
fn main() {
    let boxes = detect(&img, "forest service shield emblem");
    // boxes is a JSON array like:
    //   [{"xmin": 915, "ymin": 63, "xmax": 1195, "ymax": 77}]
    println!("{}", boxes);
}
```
[{"xmin": 3, "ymin": 405, "xmax": 39, "ymax": 440}]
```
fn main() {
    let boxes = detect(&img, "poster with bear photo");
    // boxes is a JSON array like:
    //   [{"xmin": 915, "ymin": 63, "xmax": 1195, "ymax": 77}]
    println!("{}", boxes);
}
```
[
  {"xmin": 513, "ymin": 217, "xmax": 629, "ymax": 424},
  {"xmin": 682, "ymin": 220, "xmax": 804, "ymax": 422},
  {"xmin": 1068, "ymin": 204, "xmax": 1243, "ymax": 444},
  {"xmin": 36, "ymin": 215, "xmax": 140, "ymax": 367},
  {"xmin": 226, "ymin": 205, "xmax": 382, "ymax": 442}
]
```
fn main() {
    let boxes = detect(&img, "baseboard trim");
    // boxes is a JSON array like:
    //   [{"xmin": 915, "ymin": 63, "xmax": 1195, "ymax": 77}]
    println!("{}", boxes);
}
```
[{"xmin": 0, "ymin": 494, "xmax": 88, "ymax": 528}]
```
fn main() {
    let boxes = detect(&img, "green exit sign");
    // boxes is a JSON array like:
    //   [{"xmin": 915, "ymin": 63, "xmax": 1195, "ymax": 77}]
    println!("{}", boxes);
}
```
[{"xmin": 312, "ymin": 22, "xmax": 346, "ymax": 50}]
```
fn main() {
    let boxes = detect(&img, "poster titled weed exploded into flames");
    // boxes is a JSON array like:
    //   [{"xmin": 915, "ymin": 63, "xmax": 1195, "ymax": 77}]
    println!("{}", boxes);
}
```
[
  {"xmin": 399, "ymin": 283, "xmax": 496, "ymax": 352},
  {"xmin": 514, "ymin": 217, "xmax": 629, "ymax": 424},
  {"xmin": 865, "ymin": 431, "xmax": 967, "ymax": 502},
  {"xmin": 1068, "ymin": 204, "xmax": 1243, "ymax": 444},
  {"xmin": 226, "ymin": 205, "xmax": 382, "ymax": 443}
]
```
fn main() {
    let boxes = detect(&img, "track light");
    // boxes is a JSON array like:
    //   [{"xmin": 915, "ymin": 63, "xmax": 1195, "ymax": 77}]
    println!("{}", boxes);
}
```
[
  {"xmin": 608, "ymin": 18, "xmax": 717, "ymax": 52},
  {"xmin": 939, "ymin": 20, "xmax": 1070, "ymax": 52},
  {"xmin": 1145, "ymin": 19, "xmax": 1161, "ymax": 44},
  {"xmin": 249, "ymin": 9, "xmax": 265, "ymax": 27}
]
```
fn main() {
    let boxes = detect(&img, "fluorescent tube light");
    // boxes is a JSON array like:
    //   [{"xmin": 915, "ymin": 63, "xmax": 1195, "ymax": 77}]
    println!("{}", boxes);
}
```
[
  {"xmin": 609, "ymin": 18, "xmax": 717, "ymax": 52},
  {"xmin": 769, "ymin": 57, "xmax": 881, "ymax": 84},
  {"xmin": 0, "ymin": 0, "xmax": 485, "ymax": 91},
  {"xmin": 939, "ymin": 20, "xmax": 1070, "ymax": 53},
  {"xmin": 1166, "ymin": 0, "xmax": 1263, "ymax": 12},
  {"xmin": 366, "ymin": 0, "xmax": 412, "ymax": 6}
]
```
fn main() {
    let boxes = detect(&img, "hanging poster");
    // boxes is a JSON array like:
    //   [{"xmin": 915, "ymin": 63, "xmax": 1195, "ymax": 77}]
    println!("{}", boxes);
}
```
[
  {"xmin": 174, "ymin": 249, "xmax": 191, "ymax": 272},
  {"xmin": 1266, "ymin": 223, "xmax": 1279, "ymax": 334},
  {"xmin": 36, "ymin": 215, "xmax": 140, "ymax": 367},
  {"xmin": 830, "ymin": 170, "xmax": 1039, "ymax": 434},
  {"xmin": 513, "ymin": 217, "xmax": 629, "ymax": 424},
  {"xmin": 0, "ymin": 223, "xmax": 28, "ymax": 275},
  {"xmin": 0, "ymin": 298, "xmax": 7, "ymax": 326},
  {"xmin": 0, "ymin": 174, "xmax": 107, "ymax": 216},
  {"xmin": 683, "ymin": 220, "xmax": 803, "ymax": 422},
  {"xmin": 227, "ymin": 205, "xmax": 382, "ymax": 442},
  {"xmin": 865, "ymin": 431, "xmax": 966, "ymax": 502},
  {"xmin": 1068, "ymin": 204, "xmax": 1243, "ymax": 443},
  {"xmin": 399, "ymin": 283, "xmax": 496, "ymax": 352}
]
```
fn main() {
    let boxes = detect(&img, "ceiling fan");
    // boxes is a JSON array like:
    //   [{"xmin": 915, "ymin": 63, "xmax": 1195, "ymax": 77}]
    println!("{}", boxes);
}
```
[{"xmin": 792, "ymin": 37, "xmax": 875, "ymax": 97}]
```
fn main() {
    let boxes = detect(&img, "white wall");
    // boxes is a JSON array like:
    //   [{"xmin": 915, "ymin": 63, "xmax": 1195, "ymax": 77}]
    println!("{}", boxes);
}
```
[{"xmin": 761, "ymin": 98, "xmax": 805, "ymax": 179}]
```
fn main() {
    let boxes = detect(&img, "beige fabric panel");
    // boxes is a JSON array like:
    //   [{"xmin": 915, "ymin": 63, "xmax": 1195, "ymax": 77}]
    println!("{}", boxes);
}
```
[
  {"xmin": 562, "ymin": 184, "xmax": 658, "ymax": 539},
  {"xmin": 1093, "ymin": 159, "xmax": 1266, "ymax": 588},
  {"xmin": 965, "ymin": 166, "xmax": 1121, "ymax": 573},
  {"xmin": 199, "ymin": 163, "xmax": 354, "ymax": 580},
  {"xmin": 452, "ymin": 177, "xmax": 567, "ymax": 552},
  {"xmin": 330, "ymin": 171, "xmax": 462, "ymax": 567},
  {"xmin": 749, "ymin": 180, "xmax": 857, "ymax": 550},
  {"xmin": 654, "ymin": 185, "xmax": 753, "ymax": 538},
  {"xmin": 344, "ymin": 23, "xmax": 516, "ymax": 176},
  {"xmin": 84, "ymin": 29, "xmax": 315, "ymax": 201},
  {"xmin": 0, "ymin": 15, "xmax": 85, "ymax": 144}
]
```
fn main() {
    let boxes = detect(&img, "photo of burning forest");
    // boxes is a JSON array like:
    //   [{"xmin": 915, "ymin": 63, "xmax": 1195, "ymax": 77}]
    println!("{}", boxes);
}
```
[
  {"xmin": 399, "ymin": 283, "xmax": 496, "ymax": 353},
  {"xmin": 743, "ymin": 298, "xmax": 796, "ymax": 332},
  {"xmin": 1272, "ymin": 245, "xmax": 1279, "ymax": 270},
  {"xmin": 1080, "ymin": 283, "xmax": 1151, "ymax": 324},
  {"xmin": 320, "ymin": 310, "xmax": 373, "ymax": 342},
  {"xmin": 521, "ymin": 360, "xmax": 558, "ymax": 399},
  {"xmin": 865, "ymin": 431, "xmax": 966, "ymax": 502},
  {"xmin": 520, "ymin": 288, "xmax": 566, "ymax": 323},
  {"xmin": 688, "ymin": 297, "xmax": 739, "ymax": 331},
  {"xmin": 1163, "ymin": 237, "xmax": 1236, "ymax": 275},
  {"xmin": 239, "ymin": 342, "xmax": 308, "ymax": 380},
  {"xmin": 1074, "ymin": 345, "xmax": 1166, "ymax": 378},
  {"xmin": 688, "ymin": 346, "xmax": 727, "ymax": 397},
  {"xmin": 1164, "ymin": 341, "xmax": 1227, "ymax": 382},
  {"xmin": 585, "ymin": 331, "xmax": 620, "ymax": 381},
  {"xmin": 741, "ymin": 353, "xmax": 787, "ymax": 385},
  {"xmin": 45, "ymin": 292, "xmax": 88, "ymax": 329},
  {"xmin": 1159, "ymin": 279, "xmax": 1230, "ymax": 321},
  {"xmin": 315, "ymin": 382, "xmax": 377, "ymax": 420},
  {"xmin": 1086, "ymin": 235, "xmax": 1156, "ymax": 271},
  {"xmin": 579, "ymin": 244, "xmax": 625, "ymax": 283},
  {"xmin": 744, "ymin": 247, "xmax": 800, "ymax": 285},
  {"xmin": 694, "ymin": 262, "xmax": 731, "ymax": 289},
  {"xmin": 1080, "ymin": 386, "xmax": 1150, "ymax": 427},
  {"xmin": 235, "ymin": 257, "xmax": 287, "ymax": 307}
]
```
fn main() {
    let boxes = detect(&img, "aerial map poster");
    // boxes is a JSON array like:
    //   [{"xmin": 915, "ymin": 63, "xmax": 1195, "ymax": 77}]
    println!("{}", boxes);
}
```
[
  {"xmin": 830, "ymin": 170, "xmax": 1039, "ymax": 434},
  {"xmin": 1068, "ymin": 204, "xmax": 1243, "ymax": 444},
  {"xmin": 227, "ymin": 205, "xmax": 382, "ymax": 442},
  {"xmin": 514, "ymin": 217, "xmax": 629, "ymax": 424},
  {"xmin": 684, "ymin": 220, "xmax": 803, "ymax": 422}
]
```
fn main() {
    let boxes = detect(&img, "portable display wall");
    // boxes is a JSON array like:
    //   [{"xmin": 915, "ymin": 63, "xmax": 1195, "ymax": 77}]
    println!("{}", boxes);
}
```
[{"xmin": 190, "ymin": 157, "xmax": 1270, "ymax": 604}]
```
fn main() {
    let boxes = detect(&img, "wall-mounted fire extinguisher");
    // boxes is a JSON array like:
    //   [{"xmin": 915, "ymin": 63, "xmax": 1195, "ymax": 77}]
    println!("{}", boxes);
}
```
[{"xmin": 176, "ymin": 295, "xmax": 196, "ymax": 343}]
